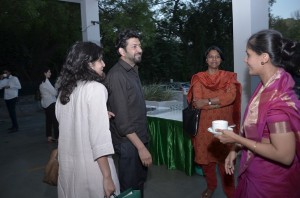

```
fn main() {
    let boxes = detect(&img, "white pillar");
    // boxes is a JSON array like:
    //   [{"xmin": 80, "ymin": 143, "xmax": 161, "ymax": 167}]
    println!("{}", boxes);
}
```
[
  {"xmin": 232, "ymin": 0, "xmax": 269, "ymax": 120},
  {"xmin": 60, "ymin": 0, "xmax": 100, "ymax": 45}
]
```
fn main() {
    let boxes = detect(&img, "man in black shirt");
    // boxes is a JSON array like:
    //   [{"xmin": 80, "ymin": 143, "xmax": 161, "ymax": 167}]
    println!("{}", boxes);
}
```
[{"xmin": 106, "ymin": 29, "xmax": 152, "ymax": 197}]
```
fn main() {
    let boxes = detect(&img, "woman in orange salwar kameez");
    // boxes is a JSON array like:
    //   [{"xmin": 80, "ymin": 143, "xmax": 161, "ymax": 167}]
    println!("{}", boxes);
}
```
[{"xmin": 187, "ymin": 46, "xmax": 241, "ymax": 198}]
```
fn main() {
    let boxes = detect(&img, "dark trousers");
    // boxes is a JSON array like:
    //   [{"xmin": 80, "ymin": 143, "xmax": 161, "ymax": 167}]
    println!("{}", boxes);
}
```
[
  {"xmin": 5, "ymin": 97, "xmax": 19, "ymax": 129},
  {"xmin": 114, "ymin": 141, "xmax": 148, "ymax": 198},
  {"xmin": 44, "ymin": 103, "xmax": 59, "ymax": 139}
]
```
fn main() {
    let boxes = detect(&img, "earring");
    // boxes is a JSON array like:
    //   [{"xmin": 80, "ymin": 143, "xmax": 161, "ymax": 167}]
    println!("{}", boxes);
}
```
[{"xmin": 261, "ymin": 62, "xmax": 265, "ymax": 65}]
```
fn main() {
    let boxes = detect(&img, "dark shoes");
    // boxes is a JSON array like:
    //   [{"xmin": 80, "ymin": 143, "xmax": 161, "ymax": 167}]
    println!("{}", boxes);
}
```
[
  {"xmin": 47, "ymin": 137, "xmax": 58, "ymax": 143},
  {"xmin": 8, "ymin": 127, "xmax": 19, "ymax": 133},
  {"xmin": 201, "ymin": 188, "xmax": 214, "ymax": 198}
]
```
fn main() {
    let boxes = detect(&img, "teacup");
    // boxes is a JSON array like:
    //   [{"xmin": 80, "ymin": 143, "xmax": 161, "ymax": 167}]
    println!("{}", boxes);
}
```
[{"xmin": 212, "ymin": 120, "xmax": 228, "ymax": 132}]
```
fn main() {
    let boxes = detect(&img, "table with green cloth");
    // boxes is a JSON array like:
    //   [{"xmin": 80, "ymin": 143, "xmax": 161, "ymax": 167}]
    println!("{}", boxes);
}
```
[{"xmin": 147, "ymin": 110, "xmax": 195, "ymax": 176}]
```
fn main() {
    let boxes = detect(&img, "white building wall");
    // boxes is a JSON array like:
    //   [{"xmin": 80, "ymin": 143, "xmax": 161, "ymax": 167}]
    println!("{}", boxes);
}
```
[
  {"xmin": 60, "ymin": 0, "xmax": 100, "ymax": 45},
  {"xmin": 232, "ymin": 0, "xmax": 269, "ymax": 122}
]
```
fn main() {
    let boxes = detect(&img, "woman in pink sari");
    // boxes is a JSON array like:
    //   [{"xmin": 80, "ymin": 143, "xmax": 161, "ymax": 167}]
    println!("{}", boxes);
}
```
[{"xmin": 217, "ymin": 29, "xmax": 300, "ymax": 197}]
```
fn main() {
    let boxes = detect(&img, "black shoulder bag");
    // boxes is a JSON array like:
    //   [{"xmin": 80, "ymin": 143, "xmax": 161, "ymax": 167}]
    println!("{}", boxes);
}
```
[{"xmin": 182, "ymin": 101, "xmax": 201, "ymax": 137}]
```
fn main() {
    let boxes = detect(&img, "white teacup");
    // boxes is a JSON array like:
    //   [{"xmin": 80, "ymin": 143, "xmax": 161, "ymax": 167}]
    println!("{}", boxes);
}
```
[{"xmin": 212, "ymin": 120, "xmax": 228, "ymax": 132}]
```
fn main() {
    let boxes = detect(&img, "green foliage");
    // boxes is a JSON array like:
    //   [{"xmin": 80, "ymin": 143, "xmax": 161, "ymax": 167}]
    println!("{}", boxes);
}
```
[
  {"xmin": 98, "ymin": 0, "xmax": 156, "ymax": 73},
  {"xmin": 0, "ymin": 0, "xmax": 81, "ymax": 84},
  {"xmin": 1, "ymin": 0, "xmax": 299, "ymax": 96},
  {"xmin": 142, "ymin": 84, "xmax": 174, "ymax": 101},
  {"xmin": 269, "ymin": 0, "xmax": 300, "ymax": 42},
  {"xmin": 182, "ymin": 0, "xmax": 233, "ymax": 75},
  {"xmin": 270, "ymin": 18, "xmax": 300, "ymax": 41},
  {"xmin": 99, "ymin": 0, "xmax": 234, "ymax": 83}
]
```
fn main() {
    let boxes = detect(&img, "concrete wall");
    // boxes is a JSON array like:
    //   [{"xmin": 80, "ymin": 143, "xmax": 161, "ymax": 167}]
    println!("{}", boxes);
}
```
[
  {"xmin": 60, "ymin": 0, "xmax": 101, "ymax": 45},
  {"xmin": 232, "ymin": 0, "xmax": 269, "ymax": 121}
]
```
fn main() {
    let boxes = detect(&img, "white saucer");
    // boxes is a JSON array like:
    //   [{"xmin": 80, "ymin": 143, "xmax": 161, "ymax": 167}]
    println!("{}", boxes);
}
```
[{"xmin": 207, "ymin": 127, "xmax": 233, "ymax": 135}]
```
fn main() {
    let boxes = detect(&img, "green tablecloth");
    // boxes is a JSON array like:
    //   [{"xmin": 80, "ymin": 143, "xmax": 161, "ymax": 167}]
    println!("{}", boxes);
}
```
[{"xmin": 147, "ymin": 116, "xmax": 195, "ymax": 176}]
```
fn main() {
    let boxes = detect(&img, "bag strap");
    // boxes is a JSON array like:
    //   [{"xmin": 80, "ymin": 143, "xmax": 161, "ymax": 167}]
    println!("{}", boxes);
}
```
[
  {"xmin": 187, "ymin": 84, "xmax": 195, "ymax": 106},
  {"xmin": 188, "ymin": 101, "xmax": 193, "ymax": 108}
]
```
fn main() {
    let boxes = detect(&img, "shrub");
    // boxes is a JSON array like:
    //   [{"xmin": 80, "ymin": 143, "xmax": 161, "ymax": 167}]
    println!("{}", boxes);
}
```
[{"xmin": 143, "ymin": 84, "xmax": 174, "ymax": 101}]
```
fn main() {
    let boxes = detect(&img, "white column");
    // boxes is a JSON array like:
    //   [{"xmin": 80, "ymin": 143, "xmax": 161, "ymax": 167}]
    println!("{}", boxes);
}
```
[
  {"xmin": 80, "ymin": 0, "xmax": 100, "ymax": 45},
  {"xmin": 232, "ymin": 0, "xmax": 269, "ymax": 120},
  {"xmin": 60, "ymin": 0, "xmax": 100, "ymax": 45}
]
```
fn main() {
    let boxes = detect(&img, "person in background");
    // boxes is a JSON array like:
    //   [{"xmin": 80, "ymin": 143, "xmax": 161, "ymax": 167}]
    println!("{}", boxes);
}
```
[
  {"xmin": 216, "ymin": 29, "xmax": 300, "ymax": 197},
  {"xmin": 106, "ymin": 29, "xmax": 152, "ymax": 197},
  {"xmin": 0, "ymin": 69, "xmax": 21, "ymax": 133},
  {"xmin": 187, "ymin": 46, "xmax": 242, "ymax": 198},
  {"xmin": 39, "ymin": 67, "xmax": 59, "ymax": 143},
  {"xmin": 55, "ymin": 41, "xmax": 120, "ymax": 198}
]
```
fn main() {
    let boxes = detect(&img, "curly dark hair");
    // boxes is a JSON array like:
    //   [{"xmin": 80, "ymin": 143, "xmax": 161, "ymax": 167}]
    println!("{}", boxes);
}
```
[
  {"xmin": 115, "ymin": 29, "xmax": 140, "ymax": 55},
  {"xmin": 57, "ymin": 41, "xmax": 105, "ymax": 105}
]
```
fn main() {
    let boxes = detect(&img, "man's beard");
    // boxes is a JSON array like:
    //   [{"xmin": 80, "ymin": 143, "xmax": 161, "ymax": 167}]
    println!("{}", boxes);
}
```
[{"xmin": 133, "ymin": 53, "xmax": 142, "ymax": 64}]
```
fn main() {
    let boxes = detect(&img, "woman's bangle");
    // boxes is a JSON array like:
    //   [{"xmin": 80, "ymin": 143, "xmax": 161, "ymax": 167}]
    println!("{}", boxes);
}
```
[{"xmin": 253, "ymin": 141, "xmax": 257, "ymax": 153}]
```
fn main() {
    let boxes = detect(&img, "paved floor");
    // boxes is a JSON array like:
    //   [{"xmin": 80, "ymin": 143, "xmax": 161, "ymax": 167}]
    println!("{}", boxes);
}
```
[{"xmin": 0, "ymin": 96, "xmax": 234, "ymax": 198}]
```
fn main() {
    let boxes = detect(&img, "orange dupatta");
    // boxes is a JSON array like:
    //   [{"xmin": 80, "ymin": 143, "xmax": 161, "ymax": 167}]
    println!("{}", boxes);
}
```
[{"xmin": 187, "ymin": 70, "xmax": 242, "ymax": 133}]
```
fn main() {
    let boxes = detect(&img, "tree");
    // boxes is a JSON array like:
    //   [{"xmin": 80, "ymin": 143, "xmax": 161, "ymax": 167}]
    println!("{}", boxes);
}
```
[
  {"xmin": 98, "ymin": 0, "xmax": 156, "ymax": 75},
  {"xmin": 183, "ymin": 0, "xmax": 233, "ymax": 75},
  {"xmin": 152, "ymin": 0, "xmax": 233, "ymax": 80},
  {"xmin": 98, "ymin": 0, "xmax": 234, "ymax": 83},
  {"xmin": 2, "ymin": 0, "xmax": 298, "ymax": 94},
  {"xmin": 0, "ymin": 0, "xmax": 81, "ymax": 94}
]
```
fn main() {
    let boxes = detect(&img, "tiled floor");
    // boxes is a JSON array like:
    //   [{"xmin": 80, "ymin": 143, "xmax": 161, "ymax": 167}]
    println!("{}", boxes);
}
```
[{"xmin": 0, "ymin": 96, "xmax": 233, "ymax": 198}]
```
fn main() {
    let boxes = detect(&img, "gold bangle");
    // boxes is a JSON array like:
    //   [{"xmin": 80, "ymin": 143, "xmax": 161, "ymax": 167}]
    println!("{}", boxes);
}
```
[{"xmin": 253, "ymin": 141, "xmax": 257, "ymax": 153}]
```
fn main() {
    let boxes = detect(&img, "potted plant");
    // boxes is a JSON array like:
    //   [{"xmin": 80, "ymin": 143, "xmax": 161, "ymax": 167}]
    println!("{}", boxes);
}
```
[{"xmin": 143, "ymin": 84, "xmax": 175, "ymax": 108}]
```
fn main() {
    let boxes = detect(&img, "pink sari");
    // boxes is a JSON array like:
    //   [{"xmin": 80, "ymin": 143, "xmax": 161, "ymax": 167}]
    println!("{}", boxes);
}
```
[{"xmin": 235, "ymin": 69, "xmax": 300, "ymax": 198}]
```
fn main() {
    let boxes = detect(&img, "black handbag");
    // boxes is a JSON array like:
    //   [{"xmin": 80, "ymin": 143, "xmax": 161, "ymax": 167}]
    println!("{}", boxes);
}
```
[{"xmin": 182, "ymin": 102, "xmax": 200, "ymax": 137}]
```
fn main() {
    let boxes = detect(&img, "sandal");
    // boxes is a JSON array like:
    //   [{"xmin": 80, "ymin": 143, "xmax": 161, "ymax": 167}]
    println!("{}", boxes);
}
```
[
  {"xmin": 47, "ymin": 137, "xmax": 58, "ymax": 143},
  {"xmin": 201, "ymin": 188, "xmax": 214, "ymax": 198}
]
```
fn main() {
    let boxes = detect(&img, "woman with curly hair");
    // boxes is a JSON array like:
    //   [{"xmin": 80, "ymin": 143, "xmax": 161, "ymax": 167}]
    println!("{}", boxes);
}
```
[{"xmin": 55, "ymin": 41, "xmax": 120, "ymax": 198}]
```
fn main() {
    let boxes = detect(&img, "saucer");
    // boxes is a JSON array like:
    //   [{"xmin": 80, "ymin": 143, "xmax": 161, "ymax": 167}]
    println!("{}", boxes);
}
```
[{"xmin": 207, "ymin": 127, "xmax": 233, "ymax": 135}]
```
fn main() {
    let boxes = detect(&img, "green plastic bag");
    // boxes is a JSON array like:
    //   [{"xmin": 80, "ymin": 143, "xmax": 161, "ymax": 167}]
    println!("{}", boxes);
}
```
[{"xmin": 113, "ymin": 188, "xmax": 141, "ymax": 198}]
